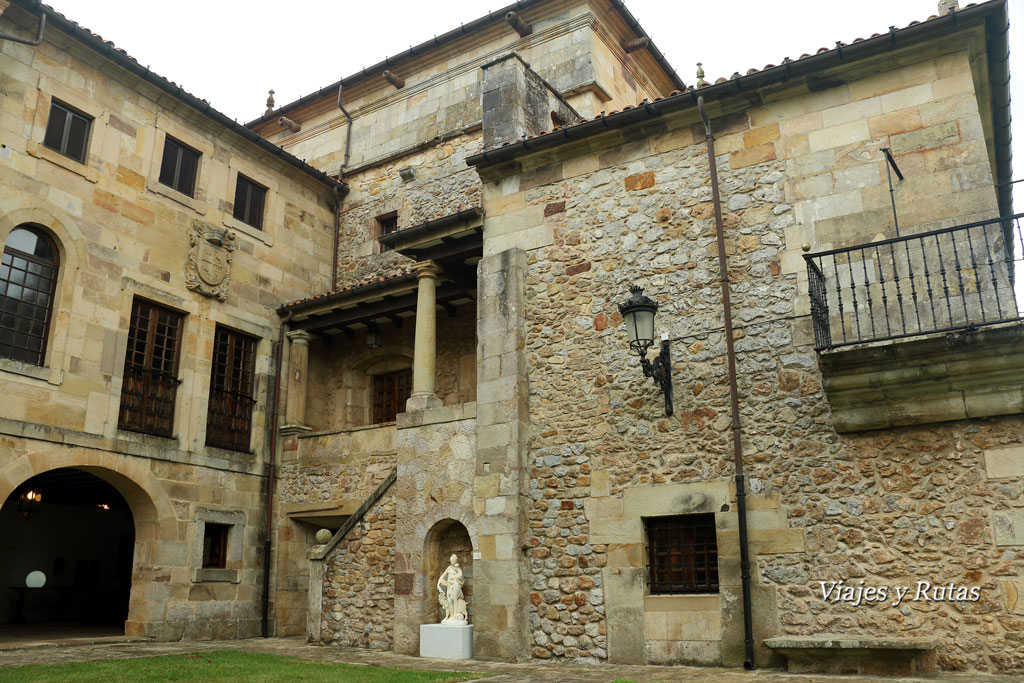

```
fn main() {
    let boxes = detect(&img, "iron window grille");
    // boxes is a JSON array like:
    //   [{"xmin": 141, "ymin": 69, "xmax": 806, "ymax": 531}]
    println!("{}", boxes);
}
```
[
  {"xmin": 233, "ymin": 174, "xmax": 266, "ymax": 229},
  {"xmin": 644, "ymin": 513, "xmax": 719, "ymax": 594},
  {"xmin": 42, "ymin": 100, "xmax": 91, "ymax": 164},
  {"xmin": 0, "ymin": 227, "xmax": 59, "ymax": 366},
  {"xmin": 158, "ymin": 136, "xmax": 200, "ymax": 197},
  {"xmin": 206, "ymin": 326, "xmax": 257, "ymax": 452},
  {"xmin": 118, "ymin": 298, "xmax": 184, "ymax": 437},
  {"xmin": 372, "ymin": 369, "xmax": 412, "ymax": 424},
  {"xmin": 202, "ymin": 523, "xmax": 230, "ymax": 568}
]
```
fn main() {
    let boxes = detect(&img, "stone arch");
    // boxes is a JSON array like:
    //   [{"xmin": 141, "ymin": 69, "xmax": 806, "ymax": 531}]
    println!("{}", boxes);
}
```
[
  {"xmin": 0, "ymin": 200, "xmax": 88, "ymax": 372},
  {"xmin": 423, "ymin": 518, "xmax": 474, "ymax": 624},
  {"xmin": 0, "ymin": 447, "xmax": 178, "ymax": 637}
]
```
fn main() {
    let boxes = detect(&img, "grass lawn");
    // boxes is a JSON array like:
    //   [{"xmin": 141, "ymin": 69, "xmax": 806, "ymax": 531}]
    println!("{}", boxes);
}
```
[{"xmin": 0, "ymin": 650, "xmax": 483, "ymax": 683}]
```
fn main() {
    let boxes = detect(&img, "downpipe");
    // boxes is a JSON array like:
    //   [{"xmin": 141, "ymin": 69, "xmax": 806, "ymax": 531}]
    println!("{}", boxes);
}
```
[
  {"xmin": 332, "ymin": 81, "xmax": 354, "ymax": 292},
  {"xmin": 261, "ymin": 310, "xmax": 293, "ymax": 637},
  {"xmin": 698, "ymin": 96, "xmax": 756, "ymax": 670}
]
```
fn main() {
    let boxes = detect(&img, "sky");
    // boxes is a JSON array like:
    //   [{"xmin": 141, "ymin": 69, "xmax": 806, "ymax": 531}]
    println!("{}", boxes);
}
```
[{"xmin": 35, "ymin": 0, "xmax": 1024, "ymax": 300}]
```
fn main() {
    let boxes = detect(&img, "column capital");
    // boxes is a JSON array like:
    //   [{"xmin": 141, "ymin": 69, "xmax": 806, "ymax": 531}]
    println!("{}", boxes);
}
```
[
  {"xmin": 286, "ymin": 329, "xmax": 313, "ymax": 345},
  {"xmin": 413, "ymin": 261, "xmax": 443, "ymax": 280}
]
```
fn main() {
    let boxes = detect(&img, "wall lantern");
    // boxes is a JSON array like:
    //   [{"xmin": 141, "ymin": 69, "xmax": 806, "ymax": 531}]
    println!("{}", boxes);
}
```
[
  {"xmin": 18, "ymin": 488, "xmax": 42, "ymax": 520},
  {"xmin": 618, "ymin": 286, "xmax": 673, "ymax": 416},
  {"xmin": 366, "ymin": 323, "xmax": 382, "ymax": 349}
]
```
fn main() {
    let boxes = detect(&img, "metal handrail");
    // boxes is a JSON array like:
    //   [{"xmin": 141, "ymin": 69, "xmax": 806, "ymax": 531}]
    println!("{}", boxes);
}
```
[{"xmin": 804, "ymin": 213, "xmax": 1024, "ymax": 351}]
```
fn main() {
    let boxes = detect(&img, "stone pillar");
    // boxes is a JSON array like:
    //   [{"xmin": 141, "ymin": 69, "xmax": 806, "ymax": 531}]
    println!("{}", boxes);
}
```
[
  {"xmin": 472, "ymin": 248, "xmax": 530, "ymax": 660},
  {"xmin": 406, "ymin": 262, "xmax": 443, "ymax": 412},
  {"xmin": 284, "ymin": 329, "xmax": 312, "ymax": 429}
]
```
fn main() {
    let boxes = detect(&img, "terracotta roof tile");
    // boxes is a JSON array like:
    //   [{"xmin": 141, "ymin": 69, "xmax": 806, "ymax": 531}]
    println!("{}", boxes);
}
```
[{"xmin": 280, "ymin": 269, "xmax": 415, "ymax": 309}]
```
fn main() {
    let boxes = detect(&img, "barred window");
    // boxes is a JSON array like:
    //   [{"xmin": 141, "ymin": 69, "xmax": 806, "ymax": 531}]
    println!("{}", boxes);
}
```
[
  {"xmin": 206, "ymin": 326, "xmax": 257, "ymax": 452},
  {"xmin": 372, "ymin": 369, "xmax": 412, "ymax": 424},
  {"xmin": 158, "ymin": 136, "xmax": 200, "ymax": 197},
  {"xmin": 645, "ymin": 513, "xmax": 719, "ymax": 594},
  {"xmin": 43, "ymin": 100, "xmax": 92, "ymax": 164},
  {"xmin": 118, "ymin": 299, "xmax": 184, "ymax": 437},
  {"xmin": 0, "ymin": 227, "xmax": 59, "ymax": 366}
]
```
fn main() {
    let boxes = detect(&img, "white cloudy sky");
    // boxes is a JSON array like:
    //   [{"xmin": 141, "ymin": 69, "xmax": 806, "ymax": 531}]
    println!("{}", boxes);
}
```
[{"xmin": 38, "ymin": 0, "xmax": 1024, "ymax": 292}]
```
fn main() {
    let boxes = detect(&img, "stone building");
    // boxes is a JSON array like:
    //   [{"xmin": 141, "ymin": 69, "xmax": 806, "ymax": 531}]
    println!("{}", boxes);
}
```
[
  {"xmin": 2, "ymin": 0, "xmax": 1023, "ymax": 675},
  {"xmin": 0, "ymin": 0, "xmax": 338, "ymax": 639}
]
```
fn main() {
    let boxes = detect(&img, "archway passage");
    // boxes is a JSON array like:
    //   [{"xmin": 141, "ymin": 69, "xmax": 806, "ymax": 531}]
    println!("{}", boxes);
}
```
[
  {"xmin": 424, "ymin": 519, "xmax": 473, "ymax": 624},
  {"xmin": 0, "ymin": 468, "xmax": 134, "ymax": 642}
]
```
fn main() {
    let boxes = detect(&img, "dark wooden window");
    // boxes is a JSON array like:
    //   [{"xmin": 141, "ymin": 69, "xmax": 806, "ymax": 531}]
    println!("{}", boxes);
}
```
[
  {"xmin": 42, "ymin": 100, "xmax": 91, "ymax": 164},
  {"xmin": 645, "ymin": 513, "xmax": 719, "ymax": 594},
  {"xmin": 118, "ymin": 298, "xmax": 184, "ymax": 437},
  {"xmin": 372, "ymin": 369, "xmax": 412, "ymax": 424},
  {"xmin": 158, "ymin": 136, "xmax": 199, "ymax": 197},
  {"xmin": 206, "ymin": 326, "xmax": 257, "ymax": 452},
  {"xmin": 202, "ymin": 523, "xmax": 230, "ymax": 568},
  {"xmin": 232, "ymin": 174, "xmax": 266, "ymax": 229},
  {"xmin": 0, "ymin": 227, "xmax": 59, "ymax": 366},
  {"xmin": 377, "ymin": 212, "xmax": 398, "ymax": 251}
]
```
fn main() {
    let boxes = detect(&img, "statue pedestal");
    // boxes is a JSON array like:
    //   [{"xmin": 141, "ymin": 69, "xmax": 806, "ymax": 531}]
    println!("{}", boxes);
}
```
[{"xmin": 419, "ymin": 623, "xmax": 472, "ymax": 660}]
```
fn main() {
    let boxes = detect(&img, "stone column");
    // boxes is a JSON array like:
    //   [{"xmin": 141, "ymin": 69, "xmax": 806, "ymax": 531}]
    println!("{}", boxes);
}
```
[
  {"xmin": 406, "ymin": 262, "xmax": 443, "ymax": 412},
  {"xmin": 472, "ymin": 248, "xmax": 530, "ymax": 660},
  {"xmin": 284, "ymin": 329, "xmax": 312, "ymax": 429}
]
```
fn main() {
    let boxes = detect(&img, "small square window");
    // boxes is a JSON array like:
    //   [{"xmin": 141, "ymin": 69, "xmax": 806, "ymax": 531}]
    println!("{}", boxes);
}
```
[
  {"xmin": 233, "ymin": 174, "xmax": 266, "ymax": 230},
  {"xmin": 645, "ymin": 513, "xmax": 719, "ymax": 594},
  {"xmin": 42, "ymin": 100, "xmax": 92, "ymax": 164},
  {"xmin": 159, "ymin": 136, "xmax": 200, "ymax": 197},
  {"xmin": 202, "ymin": 523, "xmax": 230, "ymax": 569}
]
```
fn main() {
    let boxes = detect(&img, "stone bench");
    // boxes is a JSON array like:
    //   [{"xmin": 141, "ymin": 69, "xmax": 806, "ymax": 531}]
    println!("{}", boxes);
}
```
[{"xmin": 763, "ymin": 636, "xmax": 939, "ymax": 675}]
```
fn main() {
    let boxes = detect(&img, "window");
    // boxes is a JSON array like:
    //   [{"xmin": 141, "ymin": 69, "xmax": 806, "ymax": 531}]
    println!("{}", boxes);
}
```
[
  {"xmin": 158, "ymin": 136, "xmax": 199, "ymax": 197},
  {"xmin": 645, "ymin": 513, "xmax": 719, "ymax": 594},
  {"xmin": 377, "ymin": 212, "xmax": 398, "ymax": 251},
  {"xmin": 202, "ymin": 523, "xmax": 230, "ymax": 568},
  {"xmin": 0, "ymin": 227, "xmax": 59, "ymax": 366},
  {"xmin": 372, "ymin": 369, "xmax": 412, "ymax": 424},
  {"xmin": 42, "ymin": 100, "xmax": 92, "ymax": 164},
  {"xmin": 118, "ymin": 298, "xmax": 184, "ymax": 437},
  {"xmin": 206, "ymin": 326, "xmax": 257, "ymax": 452},
  {"xmin": 232, "ymin": 174, "xmax": 266, "ymax": 229}
]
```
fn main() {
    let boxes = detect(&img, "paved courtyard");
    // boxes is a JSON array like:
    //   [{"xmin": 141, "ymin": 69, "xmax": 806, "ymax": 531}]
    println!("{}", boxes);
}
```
[{"xmin": 0, "ymin": 635, "xmax": 1020, "ymax": 682}]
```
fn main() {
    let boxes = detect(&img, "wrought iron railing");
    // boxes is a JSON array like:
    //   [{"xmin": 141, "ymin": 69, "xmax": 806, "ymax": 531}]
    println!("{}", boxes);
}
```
[{"xmin": 805, "ymin": 213, "xmax": 1024, "ymax": 350}]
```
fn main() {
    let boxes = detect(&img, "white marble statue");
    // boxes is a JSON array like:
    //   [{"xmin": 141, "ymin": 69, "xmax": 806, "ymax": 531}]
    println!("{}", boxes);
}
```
[{"xmin": 436, "ymin": 553, "xmax": 468, "ymax": 624}]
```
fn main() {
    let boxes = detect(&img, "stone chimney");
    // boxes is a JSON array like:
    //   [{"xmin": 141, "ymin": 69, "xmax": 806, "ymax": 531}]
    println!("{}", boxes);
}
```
[{"xmin": 938, "ymin": 0, "xmax": 958, "ymax": 13}]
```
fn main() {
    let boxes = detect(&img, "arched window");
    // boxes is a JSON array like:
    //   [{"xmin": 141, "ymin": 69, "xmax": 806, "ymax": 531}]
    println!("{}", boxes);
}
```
[{"xmin": 0, "ymin": 226, "xmax": 59, "ymax": 366}]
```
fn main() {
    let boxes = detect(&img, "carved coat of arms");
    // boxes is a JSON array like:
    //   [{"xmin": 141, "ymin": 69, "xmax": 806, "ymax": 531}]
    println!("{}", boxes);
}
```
[{"xmin": 185, "ymin": 220, "xmax": 236, "ymax": 301}]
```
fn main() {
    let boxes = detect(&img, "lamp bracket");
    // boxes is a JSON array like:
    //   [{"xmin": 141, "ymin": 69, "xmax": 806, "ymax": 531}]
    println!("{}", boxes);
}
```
[{"xmin": 638, "ymin": 338, "xmax": 673, "ymax": 416}]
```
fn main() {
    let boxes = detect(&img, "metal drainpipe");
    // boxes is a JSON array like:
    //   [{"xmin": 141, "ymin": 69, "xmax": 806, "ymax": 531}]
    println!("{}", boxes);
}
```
[
  {"xmin": 261, "ymin": 310, "xmax": 293, "ymax": 638},
  {"xmin": 698, "ymin": 96, "xmax": 756, "ymax": 670},
  {"xmin": 332, "ymin": 81, "xmax": 354, "ymax": 292},
  {"xmin": 0, "ymin": 11, "xmax": 45, "ymax": 45}
]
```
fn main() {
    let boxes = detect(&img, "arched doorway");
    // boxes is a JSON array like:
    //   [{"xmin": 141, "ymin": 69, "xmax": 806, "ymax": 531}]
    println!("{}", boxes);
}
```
[
  {"xmin": 0, "ymin": 468, "xmax": 134, "ymax": 640},
  {"xmin": 424, "ymin": 519, "xmax": 473, "ymax": 624}
]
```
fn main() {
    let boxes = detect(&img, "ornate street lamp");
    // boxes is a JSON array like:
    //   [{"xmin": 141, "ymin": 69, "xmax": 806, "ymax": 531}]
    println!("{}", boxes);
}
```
[
  {"xmin": 618, "ymin": 286, "xmax": 673, "ymax": 416},
  {"xmin": 17, "ymin": 488, "xmax": 42, "ymax": 520}
]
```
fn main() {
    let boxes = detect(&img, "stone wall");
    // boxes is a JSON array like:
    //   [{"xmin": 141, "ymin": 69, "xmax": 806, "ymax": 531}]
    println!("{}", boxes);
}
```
[
  {"xmin": 0, "ymin": 3, "xmax": 334, "ymax": 641},
  {"xmin": 475, "ymin": 39, "xmax": 1023, "ymax": 671},
  {"xmin": 319, "ymin": 494, "xmax": 397, "ymax": 649},
  {"xmin": 250, "ymin": 1, "xmax": 676, "ymax": 173},
  {"xmin": 334, "ymin": 133, "xmax": 484, "ymax": 288},
  {"xmin": 391, "ymin": 407, "xmax": 479, "ymax": 655}
]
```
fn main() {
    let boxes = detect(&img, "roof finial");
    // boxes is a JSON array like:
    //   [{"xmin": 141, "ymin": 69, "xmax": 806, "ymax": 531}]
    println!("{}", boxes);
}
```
[
  {"xmin": 265, "ymin": 89, "xmax": 275, "ymax": 115},
  {"xmin": 696, "ymin": 63, "xmax": 708, "ymax": 88}
]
